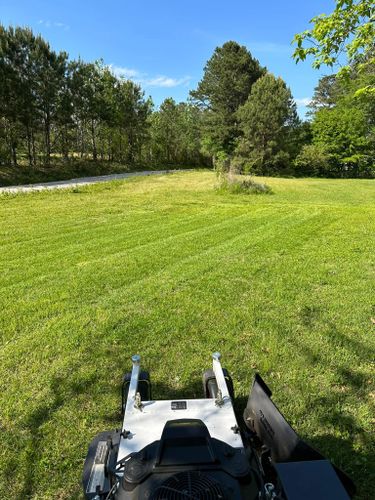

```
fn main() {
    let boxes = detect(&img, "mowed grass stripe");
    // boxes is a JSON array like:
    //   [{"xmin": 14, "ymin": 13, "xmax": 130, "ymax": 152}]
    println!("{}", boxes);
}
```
[
  {"xmin": 0, "ymin": 205, "xmax": 333, "ymax": 373},
  {"xmin": 0, "ymin": 205, "xmax": 270, "ymax": 280},
  {"xmin": 0, "ymin": 207, "xmax": 353, "ymax": 358},
  {"xmin": 0, "ymin": 207, "xmax": 323, "ymax": 345}
]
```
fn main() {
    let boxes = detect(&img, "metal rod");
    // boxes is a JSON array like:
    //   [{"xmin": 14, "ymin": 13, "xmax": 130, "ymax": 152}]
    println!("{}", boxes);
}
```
[
  {"xmin": 212, "ymin": 352, "xmax": 230, "ymax": 401},
  {"xmin": 125, "ymin": 354, "xmax": 141, "ymax": 414}
]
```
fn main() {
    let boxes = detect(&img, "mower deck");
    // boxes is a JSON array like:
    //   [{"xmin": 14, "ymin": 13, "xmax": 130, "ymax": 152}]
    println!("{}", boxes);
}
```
[{"xmin": 117, "ymin": 353, "xmax": 243, "ymax": 462}]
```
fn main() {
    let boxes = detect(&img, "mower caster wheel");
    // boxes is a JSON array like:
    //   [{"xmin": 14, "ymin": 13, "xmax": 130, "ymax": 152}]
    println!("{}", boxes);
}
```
[
  {"xmin": 121, "ymin": 370, "xmax": 151, "ymax": 415},
  {"xmin": 202, "ymin": 368, "xmax": 234, "ymax": 399}
]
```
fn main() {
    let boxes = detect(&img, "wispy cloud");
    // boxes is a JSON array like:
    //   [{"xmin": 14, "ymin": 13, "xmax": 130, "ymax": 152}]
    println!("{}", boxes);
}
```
[
  {"xmin": 145, "ymin": 75, "xmax": 191, "ymax": 88},
  {"xmin": 110, "ymin": 65, "xmax": 141, "ymax": 79},
  {"xmin": 109, "ymin": 64, "xmax": 191, "ymax": 88},
  {"xmin": 38, "ymin": 20, "xmax": 70, "ymax": 30},
  {"xmin": 295, "ymin": 97, "xmax": 312, "ymax": 107}
]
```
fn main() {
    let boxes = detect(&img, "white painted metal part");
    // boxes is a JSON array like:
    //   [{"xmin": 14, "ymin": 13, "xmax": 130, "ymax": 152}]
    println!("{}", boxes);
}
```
[{"xmin": 117, "ymin": 353, "xmax": 243, "ymax": 463}]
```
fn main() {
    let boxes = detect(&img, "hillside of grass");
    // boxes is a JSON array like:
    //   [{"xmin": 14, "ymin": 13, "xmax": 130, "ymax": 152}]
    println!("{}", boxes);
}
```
[{"xmin": 0, "ymin": 171, "xmax": 374, "ymax": 499}]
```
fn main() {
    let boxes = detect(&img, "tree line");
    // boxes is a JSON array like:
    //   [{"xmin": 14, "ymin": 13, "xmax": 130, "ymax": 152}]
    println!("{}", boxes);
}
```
[
  {"xmin": 0, "ymin": 25, "xmax": 374, "ymax": 179},
  {"xmin": 0, "ymin": 26, "xmax": 207, "ymax": 170}
]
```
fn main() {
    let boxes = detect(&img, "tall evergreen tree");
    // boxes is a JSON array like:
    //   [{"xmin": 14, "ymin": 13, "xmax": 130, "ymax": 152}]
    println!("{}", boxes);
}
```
[
  {"xmin": 114, "ymin": 79, "xmax": 152, "ymax": 164},
  {"xmin": 234, "ymin": 73, "xmax": 300, "ymax": 175},
  {"xmin": 0, "ymin": 26, "xmax": 39, "ymax": 166},
  {"xmin": 190, "ymin": 41, "xmax": 265, "ymax": 155},
  {"xmin": 32, "ymin": 35, "xmax": 67, "ymax": 165},
  {"xmin": 308, "ymin": 75, "xmax": 340, "ymax": 114}
]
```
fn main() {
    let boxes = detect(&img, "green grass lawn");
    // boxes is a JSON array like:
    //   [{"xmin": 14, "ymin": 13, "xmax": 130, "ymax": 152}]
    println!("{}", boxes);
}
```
[{"xmin": 0, "ymin": 171, "xmax": 374, "ymax": 499}]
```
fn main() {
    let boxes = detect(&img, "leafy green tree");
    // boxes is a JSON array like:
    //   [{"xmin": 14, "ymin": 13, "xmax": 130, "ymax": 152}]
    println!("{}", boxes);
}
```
[
  {"xmin": 32, "ymin": 35, "xmax": 67, "ymax": 165},
  {"xmin": 0, "ymin": 25, "xmax": 156, "ymax": 170},
  {"xmin": 233, "ymin": 73, "xmax": 300, "ymax": 175},
  {"xmin": 307, "ymin": 57, "xmax": 374, "ymax": 177},
  {"xmin": 293, "ymin": 2, "xmax": 375, "ymax": 177},
  {"xmin": 70, "ymin": 61, "xmax": 106, "ymax": 161},
  {"xmin": 293, "ymin": 0, "xmax": 375, "ymax": 94},
  {"xmin": 177, "ymin": 103, "xmax": 206, "ymax": 165},
  {"xmin": 149, "ymin": 100, "xmax": 207, "ymax": 167},
  {"xmin": 190, "ymin": 41, "xmax": 265, "ymax": 155},
  {"xmin": 312, "ymin": 107, "xmax": 366, "ymax": 153},
  {"xmin": 294, "ymin": 144, "xmax": 334, "ymax": 177},
  {"xmin": 344, "ymin": 51, "xmax": 375, "ymax": 122},
  {"xmin": 151, "ymin": 98, "xmax": 182, "ymax": 164},
  {"xmin": 312, "ymin": 106, "xmax": 372, "ymax": 176}
]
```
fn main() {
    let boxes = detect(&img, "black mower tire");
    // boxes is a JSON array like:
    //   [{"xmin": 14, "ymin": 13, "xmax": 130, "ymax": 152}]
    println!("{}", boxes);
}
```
[
  {"xmin": 202, "ymin": 368, "xmax": 235, "ymax": 399},
  {"xmin": 121, "ymin": 370, "xmax": 151, "ymax": 414}
]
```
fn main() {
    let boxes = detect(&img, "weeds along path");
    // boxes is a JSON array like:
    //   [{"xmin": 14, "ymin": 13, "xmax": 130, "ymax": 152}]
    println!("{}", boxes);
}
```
[{"xmin": 0, "ymin": 168, "xmax": 186, "ymax": 193}]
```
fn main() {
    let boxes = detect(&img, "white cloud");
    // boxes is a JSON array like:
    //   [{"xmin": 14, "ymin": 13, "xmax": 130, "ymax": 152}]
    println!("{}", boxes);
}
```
[
  {"xmin": 144, "ymin": 75, "xmax": 191, "ymax": 88},
  {"xmin": 109, "ymin": 65, "xmax": 141, "ymax": 79},
  {"xmin": 295, "ymin": 97, "xmax": 312, "ymax": 107},
  {"xmin": 38, "ymin": 20, "xmax": 69, "ymax": 30},
  {"xmin": 109, "ymin": 64, "xmax": 191, "ymax": 88}
]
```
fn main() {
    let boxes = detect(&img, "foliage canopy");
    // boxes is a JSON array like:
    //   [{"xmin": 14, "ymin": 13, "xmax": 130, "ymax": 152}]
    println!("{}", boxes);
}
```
[{"xmin": 190, "ymin": 41, "xmax": 265, "ymax": 154}]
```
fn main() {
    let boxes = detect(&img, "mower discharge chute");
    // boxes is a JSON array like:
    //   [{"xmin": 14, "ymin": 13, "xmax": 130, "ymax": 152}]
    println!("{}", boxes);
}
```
[{"xmin": 82, "ymin": 353, "xmax": 355, "ymax": 499}]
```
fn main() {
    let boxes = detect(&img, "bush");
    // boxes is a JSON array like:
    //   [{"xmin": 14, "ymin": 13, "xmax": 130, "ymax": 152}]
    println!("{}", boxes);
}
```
[
  {"xmin": 294, "ymin": 144, "xmax": 333, "ymax": 177},
  {"xmin": 214, "ymin": 151, "xmax": 273, "ymax": 193},
  {"xmin": 219, "ymin": 175, "xmax": 272, "ymax": 195},
  {"xmin": 341, "ymin": 154, "xmax": 375, "ymax": 178},
  {"xmin": 213, "ymin": 151, "xmax": 230, "ymax": 180},
  {"xmin": 294, "ymin": 144, "xmax": 375, "ymax": 178}
]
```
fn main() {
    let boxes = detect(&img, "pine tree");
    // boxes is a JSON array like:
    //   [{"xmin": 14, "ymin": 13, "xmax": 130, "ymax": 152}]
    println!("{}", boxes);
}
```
[
  {"xmin": 190, "ymin": 41, "xmax": 265, "ymax": 155},
  {"xmin": 234, "ymin": 73, "xmax": 300, "ymax": 175}
]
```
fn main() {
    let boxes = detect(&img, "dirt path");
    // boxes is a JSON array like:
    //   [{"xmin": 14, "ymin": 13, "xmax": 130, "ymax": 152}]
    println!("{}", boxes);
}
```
[{"xmin": 0, "ymin": 169, "xmax": 186, "ymax": 193}]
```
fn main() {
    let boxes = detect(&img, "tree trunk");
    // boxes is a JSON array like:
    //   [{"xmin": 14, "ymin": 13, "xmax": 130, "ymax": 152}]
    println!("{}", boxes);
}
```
[
  {"xmin": 119, "ymin": 129, "xmax": 123, "ymax": 161},
  {"xmin": 79, "ymin": 124, "xmax": 84, "ymax": 158},
  {"xmin": 99, "ymin": 130, "xmax": 104, "ymax": 160},
  {"xmin": 91, "ymin": 119, "xmax": 97, "ymax": 161},
  {"xmin": 31, "ymin": 130, "xmax": 37, "ymax": 167},
  {"xmin": 107, "ymin": 135, "xmax": 112, "ymax": 161},
  {"xmin": 44, "ymin": 110, "xmax": 51, "ymax": 166},
  {"xmin": 26, "ymin": 124, "xmax": 34, "ymax": 167},
  {"xmin": 4, "ymin": 120, "xmax": 17, "ymax": 167},
  {"xmin": 63, "ymin": 124, "xmax": 69, "ymax": 161},
  {"xmin": 128, "ymin": 129, "xmax": 135, "ymax": 164},
  {"xmin": 11, "ymin": 141, "xmax": 17, "ymax": 167}
]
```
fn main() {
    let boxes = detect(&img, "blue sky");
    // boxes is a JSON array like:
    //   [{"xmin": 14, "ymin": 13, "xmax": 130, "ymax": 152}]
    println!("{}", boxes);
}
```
[{"xmin": 1, "ymin": 0, "xmax": 336, "ymax": 117}]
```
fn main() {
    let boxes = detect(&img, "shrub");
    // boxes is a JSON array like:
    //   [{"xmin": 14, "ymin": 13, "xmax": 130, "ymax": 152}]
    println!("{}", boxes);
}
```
[
  {"xmin": 214, "ymin": 151, "xmax": 272, "ymax": 194},
  {"xmin": 341, "ymin": 154, "xmax": 375, "ymax": 178},
  {"xmin": 294, "ymin": 144, "xmax": 333, "ymax": 177},
  {"xmin": 213, "ymin": 151, "xmax": 230, "ymax": 175},
  {"xmin": 219, "ymin": 175, "xmax": 272, "ymax": 195}
]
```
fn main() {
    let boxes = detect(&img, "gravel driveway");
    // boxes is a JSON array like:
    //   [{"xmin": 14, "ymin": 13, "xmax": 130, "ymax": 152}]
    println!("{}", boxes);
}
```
[{"xmin": 0, "ymin": 169, "xmax": 185, "ymax": 193}]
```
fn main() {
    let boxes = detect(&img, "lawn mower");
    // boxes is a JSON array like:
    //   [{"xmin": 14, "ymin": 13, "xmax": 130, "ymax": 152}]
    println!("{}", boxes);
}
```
[{"xmin": 82, "ymin": 353, "xmax": 355, "ymax": 499}]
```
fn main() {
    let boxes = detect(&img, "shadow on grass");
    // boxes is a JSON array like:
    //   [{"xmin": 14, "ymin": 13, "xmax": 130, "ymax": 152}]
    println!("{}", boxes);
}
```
[
  {"xmin": 19, "ymin": 372, "xmax": 99, "ymax": 498},
  {"xmin": 276, "ymin": 323, "xmax": 374, "ymax": 498}
]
